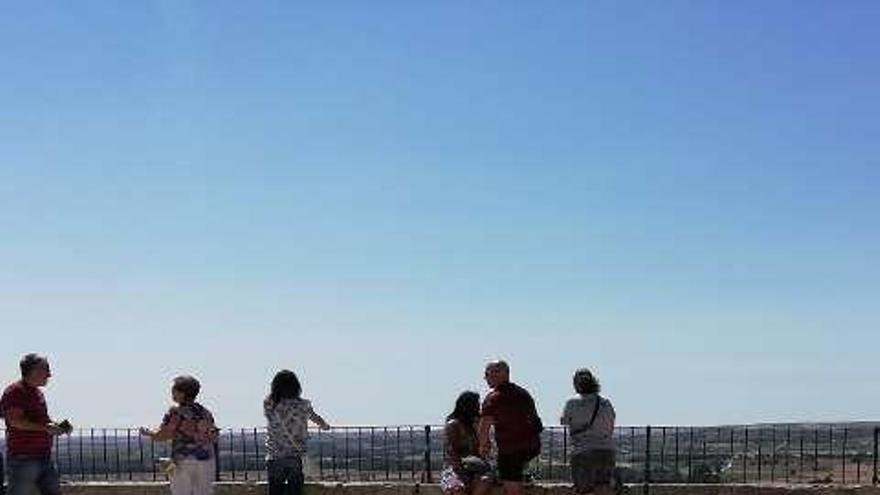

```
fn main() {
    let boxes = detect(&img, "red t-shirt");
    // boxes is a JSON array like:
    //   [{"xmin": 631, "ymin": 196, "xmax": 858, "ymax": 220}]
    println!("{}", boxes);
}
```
[
  {"xmin": 0, "ymin": 380, "xmax": 53, "ymax": 456},
  {"xmin": 481, "ymin": 381, "xmax": 542, "ymax": 455}
]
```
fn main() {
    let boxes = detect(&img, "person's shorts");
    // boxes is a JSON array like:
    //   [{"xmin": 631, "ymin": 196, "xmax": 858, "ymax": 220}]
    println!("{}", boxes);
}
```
[
  {"xmin": 570, "ymin": 450, "xmax": 616, "ymax": 493},
  {"xmin": 497, "ymin": 450, "xmax": 538, "ymax": 483}
]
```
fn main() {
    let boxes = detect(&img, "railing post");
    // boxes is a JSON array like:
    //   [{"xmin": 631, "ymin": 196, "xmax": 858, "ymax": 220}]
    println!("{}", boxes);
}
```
[
  {"xmin": 424, "ymin": 425, "xmax": 433, "ymax": 483},
  {"xmin": 645, "ymin": 425, "xmax": 652, "ymax": 488},
  {"xmin": 873, "ymin": 427, "xmax": 878, "ymax": 485},
  {"xmin": 743, "ymin": 427, "xmax": 749, "ymax": 483},
  {"xmin": 757, "ymin": 427, "xmax": 763, "ymax": 484},
  {"xmin": 214, "ymin": 440, "xmax": 221, "ymax": 482},
  {"xmin": 1, "ymin": 450, "xmax": 6, "ymax": 495},
  {"xmin": 319, "ymin": 428, "xmax": 325, "ymax": 480},
  {"xmin": 842, "ymin": 427, "xmax": 847, "ymax": 485}
]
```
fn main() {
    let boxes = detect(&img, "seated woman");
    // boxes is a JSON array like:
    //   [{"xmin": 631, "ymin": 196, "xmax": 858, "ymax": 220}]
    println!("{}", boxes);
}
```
[{"xmin": 441, "ymin": 391, "xmax": 492, "ymax": 495}]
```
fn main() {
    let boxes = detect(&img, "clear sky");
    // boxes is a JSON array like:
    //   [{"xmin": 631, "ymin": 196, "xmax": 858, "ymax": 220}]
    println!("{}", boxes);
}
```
[{"xmin": 1, "ymin": 1, "xmax": 878, "ymax": 429}]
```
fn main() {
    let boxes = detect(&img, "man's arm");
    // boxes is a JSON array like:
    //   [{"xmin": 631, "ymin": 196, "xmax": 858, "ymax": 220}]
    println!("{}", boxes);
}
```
[
  {"xmin": 478, "ymin": 392, "xmax": 498, "ymax": 458},
  {"xmin": 4, "ymin": 408, "xmax": 63, "ymax": 435},
  {"xmin": 477, "ymin": 415, "xmax": 493, "ymax": 458}
]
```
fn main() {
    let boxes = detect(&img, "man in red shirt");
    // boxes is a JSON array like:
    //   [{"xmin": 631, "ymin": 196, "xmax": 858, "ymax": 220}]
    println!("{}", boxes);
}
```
[
  {"xmin": 478, "ymin": 360, "xmax": 542, "ymax": 495},
  {"xmin": 0, "ymin": 354, "xmax": 71, "ymax": 495}
]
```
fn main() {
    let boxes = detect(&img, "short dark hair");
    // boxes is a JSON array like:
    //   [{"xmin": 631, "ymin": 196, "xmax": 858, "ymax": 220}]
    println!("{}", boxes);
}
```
[
  {"xmin": 172, "ymin": 375, "xmax": 201, "ymax": 402},
  {"xmin": 20, "ymin": 353, "xmax": 48, "ymax": 378},
  {"xmin": 573, "ymin": 368, "xmax": 600, "ymax": 394},
  {"xmin": 487, "ymin": 360, "xmax": 509, "ymax": 374},
  {"xmin": 268, "ymin": 370, "xmax": 302, "ymax": 407}
]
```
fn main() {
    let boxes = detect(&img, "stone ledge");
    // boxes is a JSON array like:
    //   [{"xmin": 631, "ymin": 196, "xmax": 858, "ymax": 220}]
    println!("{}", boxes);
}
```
[{"xmin": 50, "ymin": 483, "xmax": 880, "ymax": 495}]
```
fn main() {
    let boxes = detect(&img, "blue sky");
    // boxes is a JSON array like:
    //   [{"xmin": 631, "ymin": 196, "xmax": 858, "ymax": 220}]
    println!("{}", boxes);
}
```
[{"xmin": 1, "ymin": 1, "xmax": 879, "ymax": 428}]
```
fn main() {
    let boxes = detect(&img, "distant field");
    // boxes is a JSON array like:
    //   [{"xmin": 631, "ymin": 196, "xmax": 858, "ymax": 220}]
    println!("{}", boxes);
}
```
[{"xmin": 3, "ymin": 422, "xmax": 878, "ymax": 484}]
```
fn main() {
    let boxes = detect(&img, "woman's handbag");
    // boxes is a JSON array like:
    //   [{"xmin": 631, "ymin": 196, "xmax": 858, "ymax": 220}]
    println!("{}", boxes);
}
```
[{"xmin": 461, "ymin": 455, "xmax": 492, "ymax": 476}]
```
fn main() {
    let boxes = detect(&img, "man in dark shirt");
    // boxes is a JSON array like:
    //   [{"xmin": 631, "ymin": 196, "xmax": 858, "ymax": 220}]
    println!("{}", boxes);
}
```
[
  {"xmin": 0, "ymin": 354, "xmax": 71, "ymax": 495},
  {"xmin": 478, "ymin": 360, "xmax": 542, "ymax": 495}
]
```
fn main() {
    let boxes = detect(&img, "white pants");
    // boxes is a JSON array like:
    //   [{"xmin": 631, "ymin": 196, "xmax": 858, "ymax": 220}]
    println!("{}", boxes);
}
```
[{"xmin": 170, "ymin": 458, "xmax": 215, "ymax": 495}]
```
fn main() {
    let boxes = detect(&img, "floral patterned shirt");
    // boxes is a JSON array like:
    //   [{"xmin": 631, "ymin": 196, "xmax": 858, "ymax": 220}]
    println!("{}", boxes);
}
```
[
  {"xmin": 161, "ymin": 402, "xmax": 217, "ymax": 461},
  {"xmin": 264, "ymin": 397, "xmax": 313, "ymax": 459}
]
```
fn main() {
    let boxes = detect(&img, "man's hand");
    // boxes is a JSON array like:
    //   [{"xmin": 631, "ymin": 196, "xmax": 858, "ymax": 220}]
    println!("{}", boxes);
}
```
[
  {"xmin": 47, "ymin": 423, "xmax": 65, "ymax": 436},
  {"xmin": 138, "ymin": 427, "xmax": 154, "ymax": 437},
  {"xmin": 57, "ymin": 419, "xmax": 73, "ymax": 434}
]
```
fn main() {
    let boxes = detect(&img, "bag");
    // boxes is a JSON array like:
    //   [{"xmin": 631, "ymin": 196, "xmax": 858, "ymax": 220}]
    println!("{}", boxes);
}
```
[
  {"xmin": 155, "ymin": 457, "xmax": 176, "ymax": 479},
  {"xmin": 460, "ymin": 455, "xmax": 491, "ymax": 476}
]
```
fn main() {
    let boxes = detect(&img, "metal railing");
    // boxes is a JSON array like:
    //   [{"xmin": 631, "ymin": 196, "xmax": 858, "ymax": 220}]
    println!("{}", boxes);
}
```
[
  {"xmin": 576, "ymin": 424, "xmax": 880, "ymax": 485},
  {"xmin": 2, "ymin": 423, "xmax": 879, "ymax": 485}
]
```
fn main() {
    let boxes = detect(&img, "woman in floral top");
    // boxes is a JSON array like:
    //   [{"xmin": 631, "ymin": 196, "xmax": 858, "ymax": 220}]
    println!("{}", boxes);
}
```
[
  {"xmin": 140, "ymin": 375, "xmax": 218, "ymax": 495},
  {"xmin": 264, "ymin": 370, "xmax": 331, "ymax": 495}
]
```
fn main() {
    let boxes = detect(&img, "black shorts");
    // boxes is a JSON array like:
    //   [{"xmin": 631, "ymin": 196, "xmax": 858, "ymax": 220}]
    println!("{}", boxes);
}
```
[{"xmin": 497, "ymin": 450, "xmax": 538, "ymax": 482}]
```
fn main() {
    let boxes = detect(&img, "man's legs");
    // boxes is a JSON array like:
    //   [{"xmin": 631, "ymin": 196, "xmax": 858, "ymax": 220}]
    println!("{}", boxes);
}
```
[
  {"xmin": 35, "ymin": 459, "xmax": 60, "ymax": 495},
  {"xmin": 6, "ymin": 457, "xmax": 46, "ymax": 495},
  {"xmin": 497, "ymin": 453, "xmax": 529, "ymax": 495}
]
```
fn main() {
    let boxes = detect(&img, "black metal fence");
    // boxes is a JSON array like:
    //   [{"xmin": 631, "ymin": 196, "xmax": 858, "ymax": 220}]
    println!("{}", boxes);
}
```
[
  {"xmin": 2, "ymin": 424, "xmax": 879, "ymax": 485},
  {"xmin": 586, "ymin": 424, "xmax": 880, "ymax": 485}
]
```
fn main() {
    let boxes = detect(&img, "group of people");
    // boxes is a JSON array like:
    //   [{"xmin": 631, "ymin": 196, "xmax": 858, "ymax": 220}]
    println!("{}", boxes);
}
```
[
  {"xmin": 0, "ymin": 354, "xmax": 617, "ymax": 495},
  {"xmin": 0, "ymin": 354, "xmax": 331, "ymax": 495},
  {"xmin": 440, "ymin": 361, "xmax": 617, "ymax": 495}
]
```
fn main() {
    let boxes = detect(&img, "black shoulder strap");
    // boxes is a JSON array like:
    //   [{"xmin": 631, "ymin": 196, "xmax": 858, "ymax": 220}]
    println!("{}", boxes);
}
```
[
  {"xmin": 588, "ymin": 395, "xmax": 602, "ymax": 427},
  {"xmin": 570, "ymin": 395, "xmax": 602, "ymax": 436}
]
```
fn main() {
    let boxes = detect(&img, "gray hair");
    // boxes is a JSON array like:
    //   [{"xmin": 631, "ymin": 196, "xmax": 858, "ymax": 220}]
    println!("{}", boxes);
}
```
[
  {"xmin": 486, "ymin": 360, "xmax": 510, "ymax": 374},
  {"xmin": 573, "ymin": 368, "xmax": 600, "ymax": 394}
]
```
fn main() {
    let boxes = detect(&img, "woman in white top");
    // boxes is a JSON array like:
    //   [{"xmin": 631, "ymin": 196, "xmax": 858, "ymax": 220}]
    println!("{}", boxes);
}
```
[
  {"xmin": 264, "ymin": 370, "xmax": 330, "ymax": 495},
  {"xmin": 560, "ymin": 368, "xmax": 616, "ymax": 495}
]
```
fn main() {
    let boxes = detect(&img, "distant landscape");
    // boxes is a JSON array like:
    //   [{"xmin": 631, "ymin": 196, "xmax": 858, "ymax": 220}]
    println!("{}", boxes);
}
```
[{"xmin": 3, "ymin": 422, "xmax": 879, "ymax": 484}]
